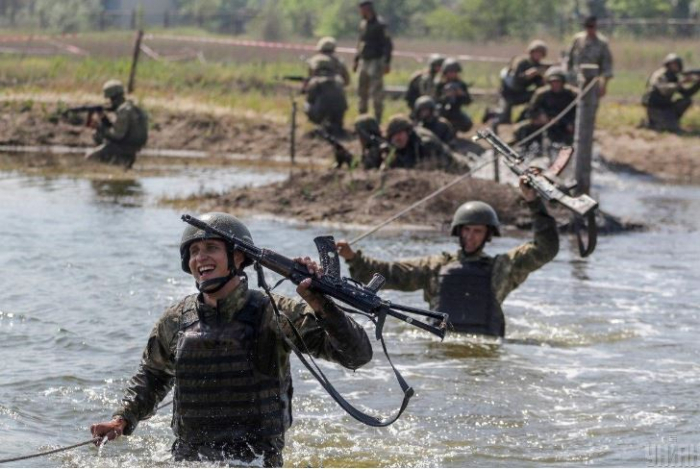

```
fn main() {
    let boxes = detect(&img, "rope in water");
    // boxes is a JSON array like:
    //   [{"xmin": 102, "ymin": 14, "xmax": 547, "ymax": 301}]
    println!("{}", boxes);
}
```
[
  {"xmin": 0, "ymin": 400, "xmax": 173, "ymax": 465},
  {"xmin": 348, "ymin": 77, "xmax": 601, "ymax": 245}
]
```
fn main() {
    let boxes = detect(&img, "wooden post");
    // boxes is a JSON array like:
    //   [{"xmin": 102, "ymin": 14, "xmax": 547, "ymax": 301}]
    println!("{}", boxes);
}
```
[
  {"xmin": 493, "ymin": 153, "xmax": 500, "ymax": 182},
  {"xmin": 573, "ymin": 64, "xmax": 599, "ymax": 196},
  {"xmin": 127, "ymin": 29, "xmax": 144, "ymax": 94},
  {"xmin": 290, "ymin": 99, "xmax": 297, "ymax": 164}
]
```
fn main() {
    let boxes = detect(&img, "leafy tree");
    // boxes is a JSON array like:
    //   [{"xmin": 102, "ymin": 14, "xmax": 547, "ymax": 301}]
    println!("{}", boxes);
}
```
[{"xmin": 32, "ymin": 0, "xmax": 101, "ymax": 32}]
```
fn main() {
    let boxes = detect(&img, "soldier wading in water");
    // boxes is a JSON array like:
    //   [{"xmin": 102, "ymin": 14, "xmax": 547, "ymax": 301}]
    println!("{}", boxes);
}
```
[
  {"xmin": 90, "ymin": 213, "xmax": 372, "ymax": 467},
  {"xmin": 337, "ymin": 180, "xmax": 559, "ymax": 337}
]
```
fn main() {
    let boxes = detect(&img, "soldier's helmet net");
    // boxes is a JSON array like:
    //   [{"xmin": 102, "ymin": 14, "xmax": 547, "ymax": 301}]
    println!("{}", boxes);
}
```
[
  {"xmin": 428, "ymin": 53, "xmax": 445, "ymax": 70},
  {"xmin": 545, "ymin": 66, "xmax": 567, "ymax": 83},
  {"xmin": 441, "ymin": 58, "xmax": 462, "ymax": 74},
  {"xmin": 102, "ymin": 79, "xmax": 125, "ymax": 99},
  {"xmin": 527, "ymin": 40, "xmax": 548, "ymax": 55},
  {"xmin": 385, "ymin": 115, "xmax": 413, "ymax": 138},
  {"xmin": 414, "ymin": 95, "xmax": 437, "ymax": 113},
  {"xmin": 450, "ymin": 201, "xmax": 501, "ymax": 237},
  {"xmin": 180, "ymin": 212, "xmax": 254, "ymax": 274},
  {"xmin": 317, "ymin": 36, "xmax": 336, "ymax": 53},
  {"xmin": 663, "ymin": 53, "xmax": 683, "ymax": 69}
]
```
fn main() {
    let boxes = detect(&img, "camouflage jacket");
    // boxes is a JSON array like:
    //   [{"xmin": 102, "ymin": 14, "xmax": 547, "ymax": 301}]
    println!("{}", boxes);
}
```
[
  {"xmin": 356, "ymin": 15, "xmax": 393, "ymax": 64},
  {"xmin": 505, "ymin": 54, "xmax": 546, "ymax": 92},
  {"xmin": 113, "ymin": 280, "xmax": 372, "ymax": 436},
  {"xmin": 529, "ymin": 84, "xmax": 579, "ymax": 125},
  {"xmin": 405, "ymin": 69, "xmax": 438, "ymax": 108},
  {"xmin": 96, "ymin": 99, "xmax": 148, "ymax": 148},
  {"xmin": 435, "ymin": 79, "xmax": 472, "ymax": 112},
  {"xmin": 418, "ymin": 116, "xmax": 455, "ymax": 145},
  {"xmin": 567, "ymin": 31, "xmax": 614, "ymax": 78},
  {"xmin": 642, "ymin": 67, "xmax": 695, "ymax": 107},
  {"xmin": 308, "ymin": 53, "xmax": 350, "ymax": 86},
  {"xmin": 306, "ymin": 76, "xmax": 348, "ymax": 113},
  {"xmin": 384, "ymin": 127, "xmax": 470, "ymax": 174},
  {"xmin": 347, "ymin": 198, "xmax": 559, "ymax": 310}
]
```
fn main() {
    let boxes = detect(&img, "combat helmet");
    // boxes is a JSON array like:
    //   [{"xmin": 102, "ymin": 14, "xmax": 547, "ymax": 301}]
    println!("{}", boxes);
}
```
[
  {"xmin": 385, "ymin": 114, "xmax": 414, "ymax": 138},
  {"xmin": 355, "ymin": 114, "xmax": 381, "ymax": 137},
  {"xmin": 414, "ymin": 95, "xmax": 437, "ymax": 114},
  {"xmin": 545, "ymin": 66, "xmax": 567, "ymax": 83},
  {"xmin": 317, "ymin": 36, "xmax": 337, "ymax": 54},
  {"xmin": 450, "ymin": 201, "xmax": 501, "ymax": 237},
  {"xmin": 441, "ymin": 58, "xmax": 462, "ymax": 74},
  {"xmin": 527, "ymin": 39, "xmax": 548, "ymax": 55},
  {"xmin": 310, "ymin": 55, "xmax": 336, "ymax": 76},
  {"xmin": 102, "ymin": 79, "xmax": 125, "ymax": 99},
  {"xmin": 428, "ymin": 53, "xmax": 445, "ymax": 71},
  {"xmin": 180, "ymin": 212, "xmax": 254, "ymax": 275},
  {"xmin": 663, "ymin": 53, "xmax": 683, "ymax": 69}
]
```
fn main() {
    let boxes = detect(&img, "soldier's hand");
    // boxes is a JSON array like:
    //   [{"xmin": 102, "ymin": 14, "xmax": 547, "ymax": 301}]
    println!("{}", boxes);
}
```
[
  {"xmin": 90, "ymin": 417, "xmax": 127, "ymax": 445},
  {"xmin": 519, "ymin": 176, "xmax": 538, "ymax": 202},
  {"xmin": 336, "ymin": 240, "xmax": 356, "ymax": 261},
  {"xmin": 597, "ymin": 82, "xmax": 607, "ymax": 98},
  {"xmin": 294, "ymin": 256, "xmax": 326, "ymax": 312},
  {"xmin": 384, "ymin": 64, "xmax": 391, "ymax": 75},
  {"xmin": 524, "ymin": 67, "xmax": 539, "ymax": 78}
]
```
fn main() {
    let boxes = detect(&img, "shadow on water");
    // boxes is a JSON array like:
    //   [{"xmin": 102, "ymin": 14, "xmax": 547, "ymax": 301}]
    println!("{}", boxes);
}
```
[{"xmin": 90, "ymin": 179, "xmax": 144, "ymax": 206}]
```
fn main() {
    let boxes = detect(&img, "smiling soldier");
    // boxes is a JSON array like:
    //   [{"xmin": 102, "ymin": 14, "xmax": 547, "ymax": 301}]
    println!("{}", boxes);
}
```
[
  {"xmin": 90, "ymin": 212, "xmax": 372, "ymax": 467},
  {"xmin": 337, "ymin": 179, "xmax": 559, "ymax": 337}
]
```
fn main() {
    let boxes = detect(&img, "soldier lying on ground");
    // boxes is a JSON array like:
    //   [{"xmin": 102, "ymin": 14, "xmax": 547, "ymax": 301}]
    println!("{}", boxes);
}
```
[
  {"xmin": 514, "ymin": 67, "xmax": 578, "ymax": 149},
  {"xmin": 337, "ymin": 180, "xmax": 559, "ymax": 337},
  {"xmin": 435, "ymin": 58, "xmax": 473, "ymax": 133},
  {"xmin": 85, "ymin": 80, "xmax": 148, "ymax": 169},
  {"xmin": 642, "ymin": 53, "xmax": 700, "ymax": 133},
  {"xmin": 90, "ymin": 213, "xmax": 372, "ymax": 467},
  {"xmin": 383, "ymin": 114, "xmax": 471, "ymax": 173}
]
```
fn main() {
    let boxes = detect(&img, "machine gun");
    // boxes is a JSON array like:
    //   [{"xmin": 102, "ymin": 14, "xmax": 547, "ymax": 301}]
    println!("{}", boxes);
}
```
[
  {"xmin": 181, "ymin": 214, "xmax": 448, "ymax": 427},
  {"xmin": 62, "ymin": 105, "xmax": 111, "ymax": 128},
  {"xmin": 473, "ymin": 128, "xmax": 598, "ymax": 257},
  {"xmin": 316, "ymin": 127, "xmax": 354, "ymax": 168}
]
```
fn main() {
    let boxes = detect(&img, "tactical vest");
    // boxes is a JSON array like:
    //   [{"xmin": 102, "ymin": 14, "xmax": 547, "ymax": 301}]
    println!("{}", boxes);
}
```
[
  {"xmin": 122, "ymin": 101, "xmax": 148, "ymax": 147},
  {"xmin": 173, "ymin": 291, "xmax": 291, "ymax": 445},
  {"xmin": 436, "ymin": 259, "xmax": 505, "ymax": 337}
]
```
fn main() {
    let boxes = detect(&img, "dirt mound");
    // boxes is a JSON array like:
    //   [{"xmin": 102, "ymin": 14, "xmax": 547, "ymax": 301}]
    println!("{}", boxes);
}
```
[{"xmin": 171, "ymin": 168, "xmax": 534, "ymax": 231}]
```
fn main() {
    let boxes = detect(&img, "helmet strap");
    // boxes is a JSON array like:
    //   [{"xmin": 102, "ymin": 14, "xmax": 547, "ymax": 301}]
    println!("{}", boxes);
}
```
[
  {"xmin": 194, "ymin": 247, "xmax": 241, "ymax": 294},
  {"xmin": 459, "ymin": 228, "xmax": 491, "ymax": 256}
]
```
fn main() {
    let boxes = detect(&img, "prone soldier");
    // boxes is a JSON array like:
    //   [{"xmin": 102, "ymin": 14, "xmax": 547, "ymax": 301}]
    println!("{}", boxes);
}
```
[
  {"xmin": 642, "ymin": 53, "xmax": 700, "ymax": 132},
  {"xmin": 412, "ymin": 95, "xmax": 456, "ymax": 145},
  {"xmin": 435, "ymin": 58, "xmax": 473, "ymax": 133},
  {"xmin": 85, "ymin": 80, "xmax": 148, "ymax": 169},
  {"xmin": 405, "ymin": 53, "xmax": 445, "ymax": 110},
  {"xmin": 337, "ymin": 181, "xmax": 559, "ymax": 337},
  {"xmin": 354, "ymin": 0, "xmax": 393, "ymax": 123}
]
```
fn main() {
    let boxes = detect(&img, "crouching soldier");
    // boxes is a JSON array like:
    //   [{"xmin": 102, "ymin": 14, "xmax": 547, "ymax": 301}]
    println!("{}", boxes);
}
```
[
  {"xmin": 305, "ymin": 56, "xmax": 348, "ymax": 136},
  {"xmin": 86, "ymin": 79, "xmax": 148, "ymax": 169},
  {"xmin": 337, "ymin": 180, "xmax": 559, "ymax": 337},
  {"xmin": 90, "ymin": 213, "xmax": 372, "ymax": 467}
]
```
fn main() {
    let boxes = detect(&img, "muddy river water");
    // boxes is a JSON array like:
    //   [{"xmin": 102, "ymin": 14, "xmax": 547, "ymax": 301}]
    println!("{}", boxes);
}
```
[{"xmin": 1, "ymin": 161, "xmax": 699, "ymax": 467}]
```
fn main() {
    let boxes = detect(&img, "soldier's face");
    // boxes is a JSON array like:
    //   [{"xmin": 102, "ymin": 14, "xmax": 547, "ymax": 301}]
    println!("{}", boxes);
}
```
[
  {"xmin": 668, "ymin": 62, "xmax": 681, "ymax": 74},
  {"xmin": 359, "ymin": 5, "xmax": 373, "ymax": 19},
  {"xmin": 549, "ymin": 79, "xmax": 563, "ymax": 92},
  {"xmin": 531, "ymin": 50, "xmax": 545, "ymax": 62},
  {"xmin": 188, "ymin": 239, "xmax": 234, "ymax": 283},
  {"xmin": 460, "ymin": 225, "xmax": 489, "ymax": 254},
  {"xmin": 390, "ymin": 130, "xmax": 410, "ymax": 149}
]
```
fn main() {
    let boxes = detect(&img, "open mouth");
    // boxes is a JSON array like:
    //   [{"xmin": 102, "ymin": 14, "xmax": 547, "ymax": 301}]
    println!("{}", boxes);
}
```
[{"xmin": 198, "ymin": 265, "xmax": 216, "ymax": 280}]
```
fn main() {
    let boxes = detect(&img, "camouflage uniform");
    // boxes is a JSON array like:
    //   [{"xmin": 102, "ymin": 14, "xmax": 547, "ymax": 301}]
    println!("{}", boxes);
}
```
[
  {"xmin": 405, "ymin": 70, "xmax": 438, "ymax": 109},
  {"xmin": 305, "ymin": 60, "xmax": 348, "ymax": 134},
  {"xmin": 346, "ymin": 199, "xmax": 559, "ymax": 336},
  {"xmin": 308, "ymin": 53, "xmax": 350, "ymax": 87},
  {"xmin": 384, "ymin": 125, "xmax": 470, "ymax": 174},
  {"xmin": 418, "ymin": 116, "xmax": 455, "ymax": 145},
  {"xmin": 515, "ymin": 84, "xmax": 578, "ymax": 146},
  {"xmin": 113, "ymin": 280, "xmax": 372, "ymax": 466},
  {"xmin": 355, "ymin": 14, "xmax": 393, "ymax": 122},
  {"xmin": 498, "ymin": 54, "xmax": 547, "ymax": 124},
  {"xmin": 87, "ymin": 99, "xmax": 148, "ymax": 169},
  {"xmin": 643, "ymin": 67, "xmax": 700, "ymax": 132},
  {"xmin": 566, "ymin": 31, "xmax": 613, "ymax": 82},
  {"xmin": 435, "ymin": 80, "xmax": 473, "ymax": 132},
  {"xmin": 354, "ymin": 114, "xmax": 384, "ymax": 169}
]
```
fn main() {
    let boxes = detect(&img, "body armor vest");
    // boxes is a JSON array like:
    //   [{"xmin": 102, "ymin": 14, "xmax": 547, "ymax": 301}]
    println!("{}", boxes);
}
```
[
  {"xmin": 173, "ymin": 291, "xmax": 291, "ymax": 445},
  {"xmin": 436, "ymin": 258, "xmax": 505, "ymax": 337}
]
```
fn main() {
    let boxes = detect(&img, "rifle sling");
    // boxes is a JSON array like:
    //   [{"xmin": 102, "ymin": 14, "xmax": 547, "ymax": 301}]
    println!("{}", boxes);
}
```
[{"xmin": 255, "ymin": 263, "xmax": 414, "ymax": 427}]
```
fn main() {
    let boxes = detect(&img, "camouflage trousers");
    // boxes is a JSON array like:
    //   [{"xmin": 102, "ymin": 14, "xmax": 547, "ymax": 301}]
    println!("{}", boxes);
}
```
[
  {"xmin": 358, "ymin": 58, "xmax": 385, "ymax": 123},
  {"xmin": 86, "ymin": 142, "xmax": 139, "ymax": 169},
  {"xmin": 646, "ymin": 98, "xmax": 692, "ymax": 132}
]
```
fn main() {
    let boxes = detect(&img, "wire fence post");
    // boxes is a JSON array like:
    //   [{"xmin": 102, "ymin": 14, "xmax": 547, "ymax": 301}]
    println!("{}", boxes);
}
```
[
  {"xmin": 573, "ymin": 64, "xmax": 599, "ymax": 196},
  {"xmin": 127, "ymin": 29, "xmax": 144, "ymax": 94}
]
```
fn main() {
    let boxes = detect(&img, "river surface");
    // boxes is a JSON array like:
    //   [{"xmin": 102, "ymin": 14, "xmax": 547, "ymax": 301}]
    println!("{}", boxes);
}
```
[{"xmin": 1, "ymin": 161, "xmax": 699, "ymax": 467}]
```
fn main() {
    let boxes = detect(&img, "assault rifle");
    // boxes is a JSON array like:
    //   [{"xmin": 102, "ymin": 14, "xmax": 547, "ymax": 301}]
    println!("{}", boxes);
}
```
[
  {"xmin": 63, "ymin": 105, "xmax": 111, "ymax": 128},
  {"xmin": 315, "ymin": 128, "xmax": 354, "ymax": 168},
  {"xmin": 680, "ymin": 69, "xmax": 700, "ymax": 78},
  {"xmin": 181, "ymin": 214, "xmax": 448, "ymax": 427},
  {"xmin": 181, "ymin": 214, "xmax": 448, "ymax": 340},
  {"xmin": 280, "ymin": 75, "xmax": 307, "ymax": 82},
  {"xmin": 473, "ymin": 128, "xmax": 599, "ymax": 257}
]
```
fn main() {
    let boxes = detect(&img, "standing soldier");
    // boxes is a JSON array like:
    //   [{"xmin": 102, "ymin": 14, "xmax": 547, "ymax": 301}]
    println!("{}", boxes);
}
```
[
  {"xmin": 336, "ymin": 181, "xmax": 559, "ymax": 338},
  {"xmin": 487, "ymin": 40, "xmax": 550, "ymax": 126},
  {"xmin": 567, "ymin": 15, "xmax": 613, "ymax": 99},
  {"xmin": 435, "ymin": 58, "xmax": 473, "ymax": 133},
  {"xmin": 412, "ymin": 95, "xmax": 455, "ymax": 145},
  {"xmin": 405, "ymin": 53, "xmax": 445, "ymax": 110},
  {"xmin": 354, "ymin": 0, "xmax": 393, "ymax": 123},
  {"xmin": 382, "ymin": 114, "xmax": 471, "ymax": 173},
  {"xmin": 308, "ymin": 36, "xmax": 350, "ymax": 88},
  {"xmin": 90, "ymin": 213, "xmax": 372, "ymax": 466},
  {"xmin": 354, "ymin": 114, "xmax": 385, "ymax": 169},
  {"xmin": 86, "ymin": 79, "xmax": 148, "ymax": 169},
  {"xmin": 304, "ymin": 57, "xmax": 348, "ymax": 136},
  {"xmin": 514, "ymin": 67, "xmax": 578, "ymax": 148},
  {"xmin": 642, "ymin": 53, "xmax": 700, "ymax": 132}
]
